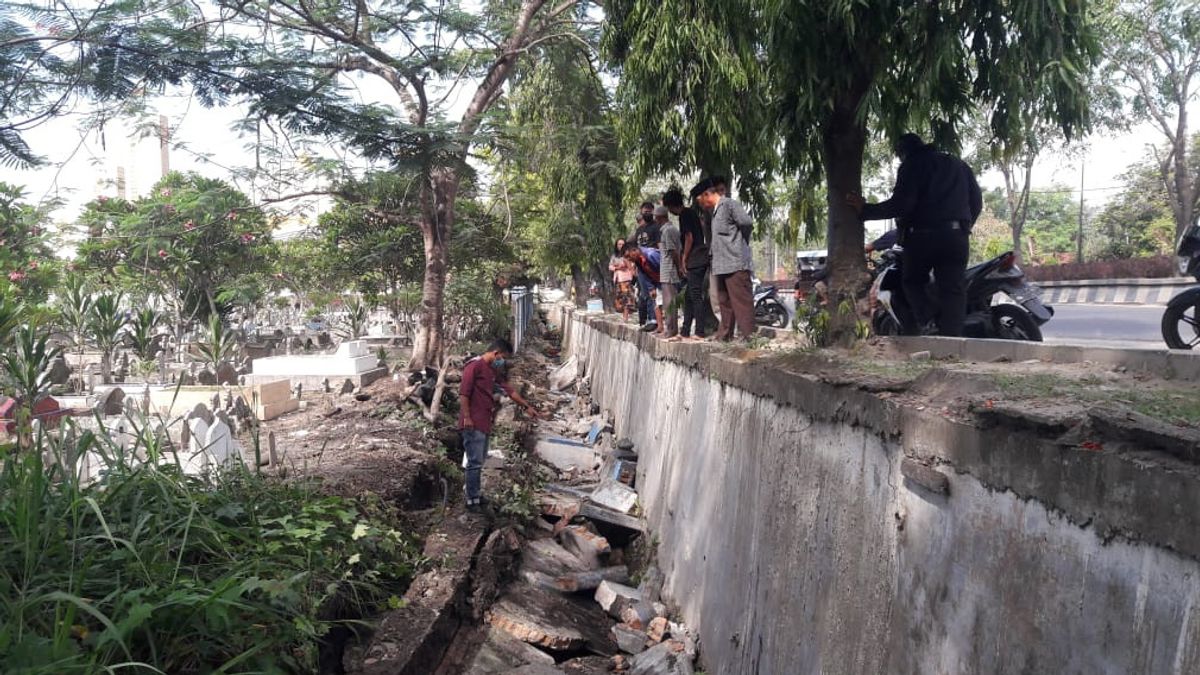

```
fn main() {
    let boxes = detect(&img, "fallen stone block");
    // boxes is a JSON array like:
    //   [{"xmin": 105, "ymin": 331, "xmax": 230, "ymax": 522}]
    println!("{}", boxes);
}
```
[
  {"xmin": 594, "ymin": 580, "xmax": 642, "ymax": 619},
  {"xmin": 521, "ymin": 537, "xmax": 593, "ymax": 579},
  {"xmin": 539, "ymin": 492, "xmax": 582, "ymax": 519},
  {"xmin": 487, "ymin": 582, "xmax": 616, "ymax": 655},
  {"xmin": 646, "ymin": 616, "xmax": 669, "ymax": 643},
  {"xmin": 579, "ymin": 502, "xmax": 644, "ymax": 533},
  {"xmin": 558, "ymin": 525, "xmax": 611, "ymax": 570},
  {"xmin": 554, "ymin": 566, "xmax": 630, "ymax": 593},
  {"xmin": 465, "ymin": 625, "xmax": 557, "ymax": 673},
  {"xmin": 559, "ymin": 655, "xmax": 613, "ymax": 674},
  {"xmin": 620, "ymin": 601, "xmax": 656, "ymax": 631},
  {"xmin": 612, "ymin": 623, "xmax": 650, "ymax": 654},
  {"xmin": 590, "ymin": 481, "xmax": 638, "ymax": 514},
  {"xmin": 628, "ymin": 640, "xmax": 693, "ymax": 675},
  {"xmin": 536, "ymin": 436, "xmax": 599, "ymax": 473}
]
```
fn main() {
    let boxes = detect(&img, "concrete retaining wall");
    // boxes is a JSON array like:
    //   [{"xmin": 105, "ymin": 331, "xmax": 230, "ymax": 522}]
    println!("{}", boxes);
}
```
[{"xmin": 558, "ymin": 308, "xmax": 1200, "ymax": 675}]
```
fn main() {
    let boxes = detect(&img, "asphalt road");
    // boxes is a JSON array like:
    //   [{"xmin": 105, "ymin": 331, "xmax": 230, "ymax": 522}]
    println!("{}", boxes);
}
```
[{"xmin": 1041, "ymin": 304, "xmax": 1164, "ymax": 346}]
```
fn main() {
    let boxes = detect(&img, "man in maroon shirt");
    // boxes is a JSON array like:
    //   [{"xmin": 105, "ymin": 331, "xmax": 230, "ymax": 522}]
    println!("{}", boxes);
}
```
[{"xmin": 459, "ymin": 338, "xmax": 539, "ymax": 511}]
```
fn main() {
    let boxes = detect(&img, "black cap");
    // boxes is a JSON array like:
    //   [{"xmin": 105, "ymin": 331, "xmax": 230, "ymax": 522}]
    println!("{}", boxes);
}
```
[{"xmin": 689, "ymin": 177, "xmax": 715, "ymax": 201}]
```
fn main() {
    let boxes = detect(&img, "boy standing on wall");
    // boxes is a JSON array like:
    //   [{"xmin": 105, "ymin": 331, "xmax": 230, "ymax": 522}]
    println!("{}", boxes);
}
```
[{"xmin": 459, "ymin": 339, "xmax": 539, "ymax": 512}]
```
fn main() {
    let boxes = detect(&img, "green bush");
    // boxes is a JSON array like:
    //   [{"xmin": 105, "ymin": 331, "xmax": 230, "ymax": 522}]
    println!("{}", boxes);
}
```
[{"xmin": 0, "ymin": 426, "xmax": 419, "ymax": 673}]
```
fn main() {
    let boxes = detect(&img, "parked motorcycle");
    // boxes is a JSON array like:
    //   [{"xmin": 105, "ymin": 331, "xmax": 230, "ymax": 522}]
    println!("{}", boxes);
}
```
[
  {"xmin": 870, "ymin": 247, "xmax": 1053, "ymax": 340},
  {"xmin": 752, "ymin": 281, "xmax": 790, "ymax": 328},
  {"xmin": 1161, "ymin": 224, "xmax": 1200, "ymax": 349}
]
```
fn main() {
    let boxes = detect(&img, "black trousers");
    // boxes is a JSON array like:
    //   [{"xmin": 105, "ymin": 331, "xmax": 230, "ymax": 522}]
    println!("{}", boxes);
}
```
[
  {"xmin": 901, "ymin": 228, "xmax": 970, "ymax": 337},
  {"xmin": 681, "ymin": 264, "xmax": 712, "ymax": 337}
]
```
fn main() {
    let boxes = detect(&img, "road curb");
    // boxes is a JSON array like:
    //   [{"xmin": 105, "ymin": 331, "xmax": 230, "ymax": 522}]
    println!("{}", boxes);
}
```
[
  {"xmin": 887, "ymin": 335, "xmax": 1200, "ymax": 381},
  {"xmin": 1036, "ymin": 277, "xmax": 1193, "ymax": 306}
]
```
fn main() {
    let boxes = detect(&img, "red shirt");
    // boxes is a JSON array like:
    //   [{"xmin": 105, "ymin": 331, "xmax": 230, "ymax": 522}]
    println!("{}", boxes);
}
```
[{"xmin": 459, "ymin": 358, "xmax": 513, "ymax": 434}]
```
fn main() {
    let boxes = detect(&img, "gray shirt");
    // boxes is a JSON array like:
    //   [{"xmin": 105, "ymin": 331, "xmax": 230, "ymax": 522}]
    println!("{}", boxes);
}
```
[
  {"xmin": 659, "ymin": 223, "xmax": 682, "ymax": 284},
  {"xmin": 709, "ymin": 197, "xmax": 753, "ymax": 275}
]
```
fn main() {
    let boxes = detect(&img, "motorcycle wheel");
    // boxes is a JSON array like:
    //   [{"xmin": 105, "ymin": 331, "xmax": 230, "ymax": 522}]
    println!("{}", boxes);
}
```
[
  {"xmin": 990, "ymin": 304, "xmax": 1043, "ymax": 342},
  {"xmin": 872, "ymin": 311, "xmax": 902, "ymax": 337},
  {"xmin": 1161, "ymin": 287, "xmax": 1200, "ymax": 349},
  {"xmin": 765, "ymin": 302, "xmax": 789, "ymax": 328}
]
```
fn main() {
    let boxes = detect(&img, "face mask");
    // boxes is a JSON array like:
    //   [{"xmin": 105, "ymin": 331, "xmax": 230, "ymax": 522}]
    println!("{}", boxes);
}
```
[{"xmin": 492, "ymin": 358, "xmax": 506, "ymax": 369}]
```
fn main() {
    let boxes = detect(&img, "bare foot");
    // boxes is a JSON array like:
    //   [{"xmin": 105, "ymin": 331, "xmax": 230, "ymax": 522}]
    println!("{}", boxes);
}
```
[{"xmin": 666, "ymin": 335, "xmax": 682, "ymax": 342}]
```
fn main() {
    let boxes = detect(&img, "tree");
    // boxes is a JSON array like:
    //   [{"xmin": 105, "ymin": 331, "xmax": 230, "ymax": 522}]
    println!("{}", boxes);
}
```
[
  {"xmin": 0, "ymin": 183, "xmax": 60, "ymax": 304},
  {"xmin": 77, "ymin": 172, "xmax": 275, "ymax": 340},
  {"xmin": 493, "ymin": 39, "xmax": 624, "ymax": 306},
  {"xmin": 1093, "ymin": 152, "xmax": 1179, "ymax": 259},
  {"xmin": 88, "ymin": 292, "xmax": 125, "ymax": 384},
  {"xmin": 57, "ymin": 274, "xmax": 93, "ymax": 390},
  {"xmin": 1107, "ymin": 0, "xmax": 1200, "ymax": 240},
  {"xmin": 606, "ymin": 1, "xmax": 1096, "ymax": 341}
]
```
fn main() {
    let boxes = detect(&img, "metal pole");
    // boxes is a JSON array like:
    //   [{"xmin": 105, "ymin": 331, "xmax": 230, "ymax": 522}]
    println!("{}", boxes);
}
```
[{"xmin": 1077, "ymin": 160, "xmax": 1085, "ymax": 263}]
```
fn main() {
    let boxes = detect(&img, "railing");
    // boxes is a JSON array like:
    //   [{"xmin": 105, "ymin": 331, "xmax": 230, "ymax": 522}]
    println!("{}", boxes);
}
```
[{"xmin": 510, "ymin": 285, "xmax": 534, "ymax": 351}]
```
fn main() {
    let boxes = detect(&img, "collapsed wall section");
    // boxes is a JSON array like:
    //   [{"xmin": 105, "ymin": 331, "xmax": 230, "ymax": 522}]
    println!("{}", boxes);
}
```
[{"xmin": 558, "ymin": 309, "xmax": 1200, "ymax": 675}]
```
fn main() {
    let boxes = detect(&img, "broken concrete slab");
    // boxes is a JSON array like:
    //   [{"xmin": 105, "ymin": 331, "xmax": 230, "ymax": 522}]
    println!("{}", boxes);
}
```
[
  {"xmin": 646, "ymin": 617, "xmax": 669, "ymax": 643},
  {"xmin": 536, "ymin": 437, "xmax": 599, "ymax": 473},
  {"xmin": 612, "ymin": 624, "xmax": 650, "ymax": 654},
  {"xmin": 521, "ymin": 537, "xmax": 592, "ymax": 579},
  {"xmin": 628, "ymin": 640, "xmax": 693, "ymax": 675},
  {"xmin": 487, "ymin": 582, "xmax": 616, "ymax": 655},
  {"xmin": 1088, "ymin": 404, "xmax": 1200, "ymax": 463},
  {"xmin": 590, "ymin": 481, "xmax": 638, "ymax": 514},
  {"xmin": 464, "ymin": 625, "xmax": 557, "ymax": 674},
  {"xmin": 554, "ymin": 566, "xmax": 630, "ymax": 593},
  {"xmin": 579, "ymin": 502, "xmax": 644, "ymax": 534},
  {"xmin": 558, "ymin": 525, "xmax": 611, "ymax": 570},
  {"xmin": 620, "ymin": 601, "xmax": 656, "ymax": 631},
  {"xmin": 595, "ymin": 580, "xmax": 642, "ymax": 619},
  {"xmin": 900, "ymin": 457, "xmax": 950, "ymax": 495}
]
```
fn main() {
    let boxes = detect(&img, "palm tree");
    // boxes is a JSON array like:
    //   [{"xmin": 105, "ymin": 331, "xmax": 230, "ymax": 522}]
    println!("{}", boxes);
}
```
[
  {"xmin": 88, "ymin": 293, "xmax": 126, "ymax": 384},
  {"xmin": 339, "ymin": 296, "xmax": 370, "ymax": 340},
  {"xmin": 196, "ymin": 314, "xmax": 238, "ymax": 373},
  {"xmin": 2, "ymin": 326, "xmax": 63, "ymax": 450},
  {"xmin": 58, "ymin": 274, "xmax": 92, "ymax": 389}
]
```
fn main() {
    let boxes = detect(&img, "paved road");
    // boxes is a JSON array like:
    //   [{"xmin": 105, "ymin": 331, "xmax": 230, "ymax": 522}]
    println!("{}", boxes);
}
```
[{"xmin": 1042, "ymin": 304, "xmax": 1163, "ymax": 345}]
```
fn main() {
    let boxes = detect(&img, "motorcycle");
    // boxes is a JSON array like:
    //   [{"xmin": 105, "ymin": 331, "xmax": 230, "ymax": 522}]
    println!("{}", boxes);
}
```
[
  {"xmin": 1161, "ymin": 223, "xmax": 1200, "ymax": 349},
  {"xmin": 870, "ymin": 246, "xmax": 1053, "ymax": 340},
  {"xmin": 752, "ymin": 281, "xmax": 790, "ymax": 328}
]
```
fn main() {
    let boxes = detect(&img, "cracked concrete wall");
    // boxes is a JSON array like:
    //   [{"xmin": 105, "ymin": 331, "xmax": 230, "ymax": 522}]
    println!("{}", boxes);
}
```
[{"xmin": 561, "ymin": 311, "xmax": 1200, "ymax": 675}]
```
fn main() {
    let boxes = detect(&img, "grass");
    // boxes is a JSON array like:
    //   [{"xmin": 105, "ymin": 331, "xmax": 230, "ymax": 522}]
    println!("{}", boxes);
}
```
[
  {"xmin": 0, "ymin": 419, "xmax": 421, "ymax": 673},
  {"xmin": 989, "ymin": 373, "xmax": 1200, "ymax": 425}
]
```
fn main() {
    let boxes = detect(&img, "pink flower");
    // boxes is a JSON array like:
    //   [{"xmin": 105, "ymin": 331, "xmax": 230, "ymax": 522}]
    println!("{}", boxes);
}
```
[
  {"xmin": 161, "ymin": 188, "xmax": 172, "ymax": 197},
  {"xmin": 97, "ymin": 195, "xmax": 109, "ymax": 204},
  {"xmin": 240, "ymin": 232, "xmax": 255, "ymax": 244},
  {"xmin": 226, "ymin": 211, "xmax": 238, "ymax": 221},
  {"xmin": 26, "ymin": 260, "xmax": 38, "ymax": 270},
  {"xmin": 184, "ymin": 220, "xmax": 196, "ymax": 231},
  {"xmin": 158, "ymin": 249, "xmax": 168, "ymax": 258},
  {"xmin": 163, "ymin": 204, "xmax": 176, "ymax": 214},
  {"xmin": 8, "ymin": 270, "xmax": 25, "ymax": 282}
]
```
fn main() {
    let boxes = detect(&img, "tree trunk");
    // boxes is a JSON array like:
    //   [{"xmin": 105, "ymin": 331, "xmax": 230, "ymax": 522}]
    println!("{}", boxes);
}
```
[
  {"xmin": 1174, "ymin": 107, "xmax": 1193, "ymax": 240},
  {"xmin": 591, "ymin": 261, "xmax": 613, "ymax": 311},
  {"xmin": 570, "ymin": 263, "xmax": 588, "ymax": 308},
  {"xmin": 821, "ymin": 96, "xmax": 869, "ymax": 345},
  {"xmin": 410, "ymin": 168, "xmax": 460, "ymax": 371}
]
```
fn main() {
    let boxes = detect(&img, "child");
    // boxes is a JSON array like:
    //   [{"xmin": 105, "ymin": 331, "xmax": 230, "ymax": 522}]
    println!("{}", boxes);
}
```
[{"xmin": 609, "ymin": 238, "xmax": 636, "ymax": 322}]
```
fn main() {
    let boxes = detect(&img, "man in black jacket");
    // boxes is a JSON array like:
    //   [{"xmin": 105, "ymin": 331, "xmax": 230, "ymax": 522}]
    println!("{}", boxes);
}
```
[{"xmin": 848, "ymin": 133, "xmax": 982, "ymax": 336}]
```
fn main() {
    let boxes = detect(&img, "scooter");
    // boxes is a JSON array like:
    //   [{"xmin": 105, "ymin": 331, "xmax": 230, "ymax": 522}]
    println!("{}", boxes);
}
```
[
  {"xmin": 870, "ymin": 246, "xmax": 1053, "ymax": 340},
  {"xmin": 753, "ymin": 281, "xmax": 790, "ymax": 327},
  {"xmin": 1161, "ymin": 224, "xmax": 1200, "ymax": 349}
]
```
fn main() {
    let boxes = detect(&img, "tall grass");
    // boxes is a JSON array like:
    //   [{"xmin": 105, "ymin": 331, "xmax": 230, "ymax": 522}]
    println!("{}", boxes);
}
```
[{"xmin": 0, "ymin": 419, "xmax": 420, "ymax": 673}]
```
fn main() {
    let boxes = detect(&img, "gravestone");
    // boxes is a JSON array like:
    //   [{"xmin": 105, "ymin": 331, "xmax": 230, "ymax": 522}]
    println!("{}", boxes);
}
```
[
  {"xmin": 185, "ymin": 416, "xmax": 210, "ymax": 473},
  {"xmin": 47, "ymin": 355, "xmax": 71, "ymax": 385},
  {"xmin": 215, "ymin": 362, "xmax": 238, "ymax": 385},
  {"xmin": 204, "ymin": 416, "xmax": 235, "ymax": 466},
  {"xmin": 187, "ymin": 402, "xmax": 214, "ymax": 426},
  {"xmin": 339, "ymin": 379, "xmax": 355, "ymax": 395},
  {"xmin": 197, "ymin": 368, "xmax": 217, "ymax": 386},
  {"xmin": 98, "ymin": 388, "xmax": 125, "ymax": 416},
  {"xmin": 267, "ymin": 430, "xmax": 278, "ymax": 466}
]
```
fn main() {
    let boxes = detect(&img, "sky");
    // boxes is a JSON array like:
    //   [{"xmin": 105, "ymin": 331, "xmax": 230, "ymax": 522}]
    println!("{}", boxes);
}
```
[{"xmin": 2, "ymin": 74, "xmax": 1195, "ymax": 248}]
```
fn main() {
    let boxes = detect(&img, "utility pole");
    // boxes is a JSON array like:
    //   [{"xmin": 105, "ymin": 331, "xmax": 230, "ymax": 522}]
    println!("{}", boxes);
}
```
[
  {"xmin": 1076, "ymin": 160, "xmax": 1085, "ymax": 263},
  {"xmin": 159, "ymin": 115, "xmax": 170, "ymax": 177}
]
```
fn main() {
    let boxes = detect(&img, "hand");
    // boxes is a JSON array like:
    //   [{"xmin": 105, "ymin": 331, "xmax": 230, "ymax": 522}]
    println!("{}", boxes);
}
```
[
  {"xmin": 461, "ymin": 418, "xmax": 474, "ymax": 431},
  {"xmin": 846, "ymin": 193, "xmax": 866, "ymax": 215},
  {"xmin": 523, "ymin": 405, "xmax": 541, "ymax": 420}
]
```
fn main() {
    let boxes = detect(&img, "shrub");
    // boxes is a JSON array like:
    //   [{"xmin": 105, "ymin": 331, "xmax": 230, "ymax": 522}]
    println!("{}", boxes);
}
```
[{"xmin": 1024, "ymin": 255, "xmax": 1177, "ymax": 282}]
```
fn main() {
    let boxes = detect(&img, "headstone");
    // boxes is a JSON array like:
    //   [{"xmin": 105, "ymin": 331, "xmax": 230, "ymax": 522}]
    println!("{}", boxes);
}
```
[
  {"xmin": 317, "ymin": 331, "xmax": 332, "ymax": 348},
  {"xmin": 215, "ymin": 362, "xmax": 238, "ymax": 385},
  {"xmin": 197, "ymin": 368, "xmax": 217, "ymax": 386},
  {"xmin": 47, "ymin": 355, "xmax": 71, "ymax": 385},
  {"xmin": 335, "ymin": 340, "xmax": 369, "ymax": 358},
  {"xmin": 204, "ymin": 416, "xmax": 237, "ymax": 466},
  {"xmin": 292, "ymin": 382, "xmax": 303, "ymax": 400},
  {"xmin": 98, "ymin": 388, "xmax": 125, "ymax": 416},
  {"xmin": 185, "ymin": 416, "xmax": 210, "ymax": 473},
  {"xmin": 267, "ymin": 430, "xmax": 278, "ymax": 466},
  {"xmin": 187, "ymin": 402, "xmax": 214, "ymax": 426},
  {"xmin": 339, "ymin": 379, "xmax": 355, "ymax": 395},
  {"xmin": 321, "ymin": 378, "xmax": 331, "ymax": 394}
]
